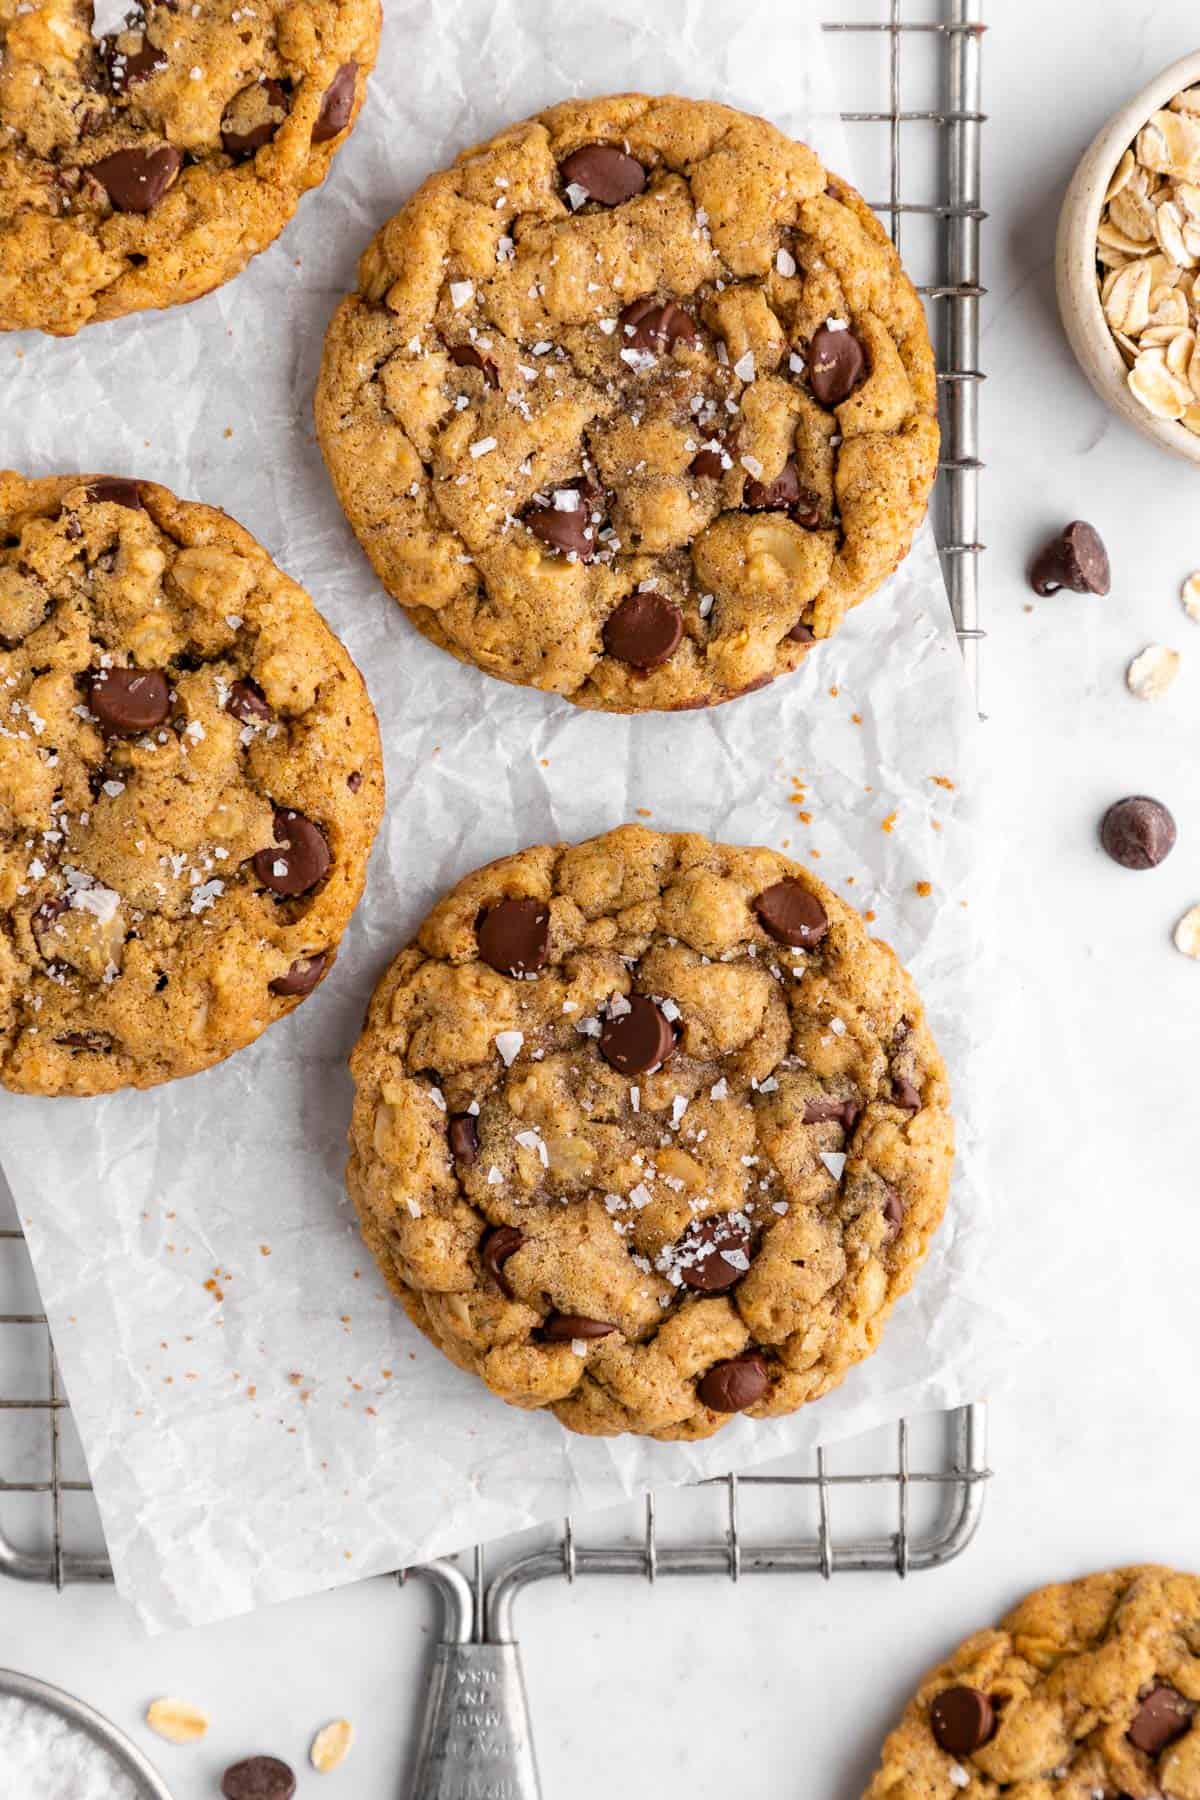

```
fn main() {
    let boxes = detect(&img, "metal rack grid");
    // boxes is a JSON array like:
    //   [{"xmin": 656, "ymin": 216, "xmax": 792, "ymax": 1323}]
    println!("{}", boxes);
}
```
[{"xmin": 0, "ymin": 1, "xmax": 988, "ymax": 1791}]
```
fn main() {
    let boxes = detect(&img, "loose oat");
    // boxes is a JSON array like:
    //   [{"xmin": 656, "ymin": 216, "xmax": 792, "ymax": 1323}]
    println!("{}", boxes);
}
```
[
  {"xmin": 1126, "ymin": 643, "xmax": 1181, "ymax": 700},
  {"xmin": 1174, "ymin": 906, "xmax": 1200, "ymax": 959},
  {"xmin": 1181, "ymin": 572, "xmax": 1200, "ymax": 620},
  {"xmin": 145, "ymin": 1698, "xmax": 209, "ymax": 1745},
  {"xmin": 310, "ymin": 1719, "xmax": 354, "ymax": 1773},
  {"xmin": 1097, "ymin": 92, "xmax": 1200, "ymax": 437}
]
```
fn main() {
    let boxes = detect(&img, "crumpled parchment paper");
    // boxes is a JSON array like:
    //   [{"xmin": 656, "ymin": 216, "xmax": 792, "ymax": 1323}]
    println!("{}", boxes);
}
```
[{"xmin": 0, "ymin": 0, "xmax": 1019, "ymax": 1633}]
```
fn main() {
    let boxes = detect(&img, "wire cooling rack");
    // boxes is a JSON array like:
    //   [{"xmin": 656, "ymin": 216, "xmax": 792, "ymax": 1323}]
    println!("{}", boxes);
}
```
[{"xmin": 0, "ymin": 1, "xmax": 988, "ymax": 1791}]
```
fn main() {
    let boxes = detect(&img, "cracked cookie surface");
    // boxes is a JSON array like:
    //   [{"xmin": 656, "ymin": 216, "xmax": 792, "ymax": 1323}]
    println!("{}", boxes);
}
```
[
  {"xmin": 347, "ymin": 824, "xmax": 952, "ymax": 1440},
  {"xmin": 864, "ymin": 1566, "xmax": 1200, "ymax": 1799},
  {"xmin": 0, "ymin": 470, "xmax": 383, "ymax": 1095},
  {"xmin": 0, "ymin": 0, "xmax": 380, "ymax": 335},
  {"xmin": 316, "ymin": 93, "xmax": 939, "ymax": 713}
]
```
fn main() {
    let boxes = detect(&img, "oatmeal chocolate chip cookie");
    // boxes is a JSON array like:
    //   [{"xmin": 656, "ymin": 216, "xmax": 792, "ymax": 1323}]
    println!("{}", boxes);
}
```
[
  {"xmin": 315, "ymin": 94, "xmax": 939, "ymax": 713},
  {"xmin": 0, "ymin": 470, "xmax": 383, "ymax": 1095},
  {"xmin": 347, "ymin": 825, "xmax": 952, "ymax": 1440},
  {"xmin": 0, "ymin": 0, "xmax": 381, "ymax": 336},
  {"xmin": 863, "ymin": 1566, "xmax": 1200, "ymax": 1798}
]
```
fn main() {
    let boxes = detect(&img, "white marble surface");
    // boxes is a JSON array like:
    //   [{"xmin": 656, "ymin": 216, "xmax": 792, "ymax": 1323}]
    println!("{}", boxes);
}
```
[{"xmin": 4, "ymin": 2, "xmax": 1200, "ymax": 1795}]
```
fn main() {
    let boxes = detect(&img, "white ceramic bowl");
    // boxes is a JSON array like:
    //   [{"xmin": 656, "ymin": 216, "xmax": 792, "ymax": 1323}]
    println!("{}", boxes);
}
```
[{"xmin": 1056, "ymin": 48, "xmax": 1200, "ymax": 468}]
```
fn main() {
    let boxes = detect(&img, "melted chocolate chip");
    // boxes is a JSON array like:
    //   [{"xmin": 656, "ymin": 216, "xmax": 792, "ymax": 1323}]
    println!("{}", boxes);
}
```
[
  {"xmin": 1030, "ymin": 521, "xmax": 1111, "ymax": 597},
  {"xmin": 602, "ymin": 591, "xmax": 683, "ymax": 670},
  {"xmin": 882, "ymin": 1188, "xmax": 904, "ymax": 1239},
  {"xmin": 105, "ymin": 35, "xmax": 167, "ymax": 93},
  {"xmin": 560, "ymin": 143, "xmax": 646, "ymax": 206},
  {"xmin": 226, "ymin": 679, "xmax": 273, "ymax": 725},
  {"xmin": 269, "ymin": 952, "xmax": 330, "ymax": 997},
  {"xmin": 599, "ymin": 995, "xmax": 676, "ymax": 1076},
  {"xmin": 524, "ymin": 480, "xmax": 602, "ymax": 561},
  {"xmin": 892, "ymin": 1075, "xmax": 921, "ymax": 1112},
  {"xmin": 221, "ymin": 78, "xmax": 290, "ymax": 157},
  {"xmin": 697, "ymin": 1352, "xmax": 770, "ymax": 1413},
  {"xmin": 477, "ymin": 898, "xmax": 550, "ymax": 977},
  {"xmin": 753, "ymin": 878, "xmax": 829, "ymax": 948},
  {"xmin": 447, "ymin": 342, "xmax": 499, "ymax": 387},
  {"xmin": 807, "ymin": 323, "xmax": 868, "ymax": 406},
  {"xmin": 690, "ymin": 435, "xmax": 733, "ymax": 480},
  {"xmin": 675, "ymin": 1214, "xmax": 753, "ymax": 1293},
  {"xmin": 744, "ymin": 460, "xmax": 821, "ymax": 526},
  {"xmin": 481, "ymin": 1225, "xmax": 524, "ymax": 1294},
  {"xmin": 618, "ymin": 297, "xmax": 700, "ymax": 352},
  {"xmin": 930, "ymin": 1687, "xmax": 996, "ymax": 1757},
  {"xmin": 788, "ymin": 621, "xmax": 816, "ymax": 644},
  {"xmin": 85, "ymin": 477, "xmax": 142, "ymax": 510},
  {"xmin": 449, "ymin": 1113, "xmax": 480, "ymax": 1165},
  {"xmin": 311, "ymin": 62, "xmax": 358, "ymax": 143},
  {"xmin": 543, "ymin": 1313, "xmax": 617, "ymax": 1342},
  {"xmin": 1128, "ymin": 1685, "xmax": 1195, "ymax": 1757},
  {"xmin": 252, "ymin": 809, "xmax": 331, "ymax": 897},
  {"xmin": 89, "ymin": 667, "xmax": 170, "ymax": 736},
  {"xmin": 90, "ymin": 144, "xmax": 182, "ymax": 213},
  {"xmin": 802, "ymin": 1097, "xmax": 861, "ymax": 1131}
]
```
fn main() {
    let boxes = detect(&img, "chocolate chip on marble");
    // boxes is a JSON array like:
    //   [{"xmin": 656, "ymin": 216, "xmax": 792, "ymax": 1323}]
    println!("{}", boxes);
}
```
[
  {"xmin": 1100, "ymin": 796, "xmax": 1176, "ymax": 871},
  {"xmin": 1030, "ymin": 521, "xmax": 1111, "ymax": 597},
  {"xmin": 744, "ymin": 460, "xmax": 821, "ymax": 526},
  {"xmin": 104, "ymin": 35, "xmax": 167, "ymax": 93},
  {"xmin": 697, "ymin": 1352, "xmax": 770, "ymax": 1413},
  {"xmin": 807, "ymin": 323, "xmax": 868, "ymax": 406},
  {"xmin": 754, "ymin": 878, "xmax": 829, "ymax": 948},
  {"xmin": 1128, "ymin": 1685, "xmax": 1195, "ymax": 1757},
  {"xmin": 226, "ymin": 679, "xmax": 273, "ymax": 725},
  {"xmin": 89, "ymin": 667, "xmax": 170, "ymax": 736},
  {"xmin": 221, "ymin": 78, "xmax": 290, "ymax": 157},
  {"xmin": 543, "ymin": 1313, "xmax": 617, "ymax": 1342},
  {"xmin": 523, "ymin": 480, "xmax": 602, "ymax": 561},
  {"xmin": 90, "ymin": 144, "xmax": 182, "ymax": 213},
  {"xmin": 85, "ymin": 477, "xmax": 142, "ymax": 510},
  {"xmin": 559, "ymin": 143, "xmax": 646, "ymax": 206},
  {"xmin": 802, "ymin": 1097, "xmax": 861, "ymax": 1131},
  {"xmin": 676, "ymin": 1214, "xmax": 753, "ymax": 1293},
  {"xmin": 477, "ymin": 897, "xmax": 550, "ymax": 977},
  {"xmin": 311, "ymin": 62, "xmax": 358, "ymax": 143},
  {"xmin": 930, "ymin": 1687, "xmax": 996, "ymax": 1757},
  {"xmin": 447, "ymin": 342, "xmax": 499, "ymax": 387},
  {"xmin": 599, "ymin": 995, "xmax": 676, "ymax": 1076},
  {"xmin": 269, "ymin": 952, "xmax": 329, "ymax": 997},
  {"xmin": 481, "ymin": 1225, "xmax": 524, "ymax": 1294},
  {"xmin": 220, "ymin": 1756, "xmax": 297, "ymax": 1800},
  {"xmin": 618, "ymin": 297, "xmax": 700, "ymax": 352},
  {"xmin": 252, "ymin": 809, "xmax": 331, "ymax": 897},
  {"xmin": 602, "ymin": 591, "xmax": 683, "ymax": 670},
  {"xmin": 449, "ymin": 1113, "xmax": 480, "ymax": 1166}
]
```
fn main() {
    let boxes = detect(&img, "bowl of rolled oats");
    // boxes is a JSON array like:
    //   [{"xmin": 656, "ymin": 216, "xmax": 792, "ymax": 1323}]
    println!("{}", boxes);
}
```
[{"xmin": 1057, "ymin": 49, "xmax": 1200, "ymax": 467}]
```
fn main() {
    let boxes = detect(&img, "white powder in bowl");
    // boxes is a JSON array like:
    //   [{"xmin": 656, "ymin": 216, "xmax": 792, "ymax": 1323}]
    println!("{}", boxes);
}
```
[{"xmin": 0, "ymin": 1694, "xmax": 144, "ymax": 1799}]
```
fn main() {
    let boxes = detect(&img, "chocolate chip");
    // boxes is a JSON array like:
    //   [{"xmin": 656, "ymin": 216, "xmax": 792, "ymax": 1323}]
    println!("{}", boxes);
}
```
[
  {"xmin": 807, "ymin": 323, "xmax": 868, "ymax": 406},
  {"xmin": 675, "ymin": 1214, "xmax": 753, "ymax": 1293},
  {"xmin": 85, "ymin": 477, "xmax": 142, "ymax": 510},
  {"xmin": 1100, "ymin": 796, "xmax": 1177, "ymax": 870},
  {"xmin": 477, "ymin": 897, "xmax": 550, "ymax": 977},
  {"xmin": 447, "ymin": 342, "xmax": 499, "ymax": 387},
  {"xmin": 1030, "ymin": 521, "xmax": 1111, "ymax": 597},
  {"xmin": 524, "ymin": 480, "xmax": 602, "ymax": 561},
  {"xmin": 559, "ymin": 143, "xmax": 646, "ymax": 206},
  {"xmin": 618, "ymin": 297, "xmax": 700, "ymax": 352},
  {"xmin": 449, "ymin": 1113, "xmax": 480, "ymax": 1165},
  {"xmin": 226, "ymin": 679, "xmax": 273, "ymax": 725},
  {"xmin": 744, "ymin": 460, "xmax": 821, "ymax": 526},
  {"xmin": 90, "ymin": 144, "xmax": 182, "ymax": 213},
  {"xmin": 930, "ymin": 1687, "xmax": 996, "ymax": 1757},
  {"xmin": 788, "ymin": 621, "xmax": 816, "ymax": 643},
  {"xmin": 754, "ymin": 878, "xmax": 829, "ymax": 948},
  {"xmin": 105, "ymin": 35, "xmax": 167, "ymax": 93},
  {"xmin": 690, "ymin": 436, "xmax": 733, "ymax": 480},
  {"xmin": 882, "ymin": 1188, "xmax": 904, "ymax": 1239},
  {"xmin": 599, "ymin": 995, "xmax": 676, "ymax": 1076},
  {"xmin": 697, "ymin": 1352, "xmax": 770, "ymax": 1413},
  {"xmin": 543, "ymin": 1313, "xmax": 617, "ymax": 1342},
  {"xmin": 89, "ymin": 667, "xmax": 170, "ymax": 736},
  {"xmin": 221, "ymin": 78, "xmax": 289, "ymax": 157},
  {"xmin": 269, "ymin": 952, "xmax": 329, "ymax": 997},
  {"xmin": 1129, "ymin": 1685, "xmax": 1195, "ymax": 1757},
  {"xmin": 802, "ymin": 1097, "xmax": 861, "ymax": 1131},
  {"xmin": 311, "ymin": 62, "xmax": 357, "ymax": 143},
  {"xmin": 253, "ymin": 809, "xmax": 331, "ymax": 897},
  {"xmin": 481, "ymin": 1225, "xmax": 524, "ymax": 1293},
  {"xmin": 347, "ymin": 770, "xmax": 363, "ymax": 792},
  {"xmin": 892, "ymin": 1075, "xmax": 921, "ymax": 1112},
  {"xmin": 602, "ymin": 591, "xmax": 683, "ymax": 670},
  {"xmin": 56, "ymin": 1030, "xmax": 114, "ymax": 1052},
  {"xmin": 220, "ymin": 1756, "xmax": 296, "ymax": 1800}
]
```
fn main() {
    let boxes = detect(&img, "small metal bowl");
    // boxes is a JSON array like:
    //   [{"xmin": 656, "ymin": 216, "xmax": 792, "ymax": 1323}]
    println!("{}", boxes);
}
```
[
  {"xmin": 1056, "ymin": 48, "xmax": 1200, "ymax": 468},
  {"xmin": 0, "ymin": 1668, "xmax": 174, "ymax": 1799}
]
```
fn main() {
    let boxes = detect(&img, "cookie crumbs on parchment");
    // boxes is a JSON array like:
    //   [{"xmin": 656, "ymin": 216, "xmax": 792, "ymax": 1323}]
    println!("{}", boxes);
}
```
[
  {"xmin": 914, "ymin": 881, "xmax": 932, "ymax": 897},
  {"xmin": 881, "ymin": 812, "xmax": 897, "ymax": 833}
]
